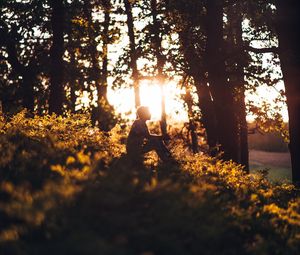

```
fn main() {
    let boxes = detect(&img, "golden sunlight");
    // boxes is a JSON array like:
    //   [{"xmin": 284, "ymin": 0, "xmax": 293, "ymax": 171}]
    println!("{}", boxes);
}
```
[
  {"xmin": 139, "ymin": 80, "xmax": 162, "ymax": 120},
  {"xmin": 78, "ymin": 79, "xmax": 288, "ymax": 123},
  {"xmin": 107, "ymin": 79, "xmax": 188, "ymax": 122}
]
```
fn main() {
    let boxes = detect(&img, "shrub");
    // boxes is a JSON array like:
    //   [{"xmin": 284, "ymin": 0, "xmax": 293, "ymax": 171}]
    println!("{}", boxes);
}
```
[{"xmin": 0, "ymin": 111, "xmax": 299, "ymax": 255}]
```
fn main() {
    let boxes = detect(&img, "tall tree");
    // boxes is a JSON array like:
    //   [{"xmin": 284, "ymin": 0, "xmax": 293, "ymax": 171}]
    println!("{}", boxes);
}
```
[
  {"xmin": 226, "ymin": 2, "xmax": 249, "ymax": 170},
  {"xmin": 182, "ymin": 77, "xmax": 199, "ymax": 153},
  {"xmin": 178, "ymin": 28, "xmax": 218, "ymax": 154},
  {"xmin": 205, "ymin": 0, "xmax": 239, "ymax": 162},
  {"xmin": 124, "ymin": 0, "xmax": 141, "ymax": 108},
  {"xmin": 64, "ymin": 0, "xmax": 93, "ymax": 112},
  {"xmin": 100, "ymin": 0, "xmax": 111, "ymax": 102},
  {"xmin": 49, "ymin": 0, "xmax": 65, "ymax": 115},
  {"xmin": 68, "ymin": 48, "xmax": 77, "ymax": 112},
  {"xmin": 165, "ymin": 0, "xmax": 219, "ymax": 153},
  {"xmin": 83, "ymin": 0, "xmax": 109, "ymax": 104},
  {"xmin": 150, "ymin": 0, "xmax": 167, "ymax": 137},
  {"xmin": 275, "ymin": 0, "xmax": 300, "ymax": 184}
]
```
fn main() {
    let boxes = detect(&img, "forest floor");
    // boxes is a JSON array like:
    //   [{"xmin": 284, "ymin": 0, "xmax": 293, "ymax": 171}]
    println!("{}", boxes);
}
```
[
  {"xmin": 249, "ymin": 150, "xmax": 292, "ymax": 183},
  {"xmin": 0, "ymin": 112, "xmax": 300, "ymax": 255}
]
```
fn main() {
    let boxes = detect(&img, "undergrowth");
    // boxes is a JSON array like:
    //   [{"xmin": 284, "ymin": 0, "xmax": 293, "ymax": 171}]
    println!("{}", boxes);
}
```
[{"xmin": 0, "ymin": 110, "xmax": 299, "ymax": 255}]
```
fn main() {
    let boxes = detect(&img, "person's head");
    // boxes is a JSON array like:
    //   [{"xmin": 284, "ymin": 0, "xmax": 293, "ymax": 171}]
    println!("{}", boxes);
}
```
[{"xmin": 136, "ymin": 106, "xmax": 151, "ymax": 121}]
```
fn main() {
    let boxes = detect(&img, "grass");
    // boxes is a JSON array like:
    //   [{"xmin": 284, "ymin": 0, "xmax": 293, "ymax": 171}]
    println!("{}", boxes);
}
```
[
  {"xmin": 249, "ymin": 150, "xmax": 292, "ymax": 183},
  {"xmin": 0, "ymin": 111, "xmax": 300, "ymax": 255},
  {"xmin": 250, "ymin": 164, "xmax": 292, "ymax": 183}
]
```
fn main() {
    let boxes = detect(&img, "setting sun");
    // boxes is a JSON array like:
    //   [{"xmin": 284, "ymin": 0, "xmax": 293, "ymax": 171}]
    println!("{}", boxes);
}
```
[
  {"xmin": 139, "ymin": 80, "xmax": 162, "ymax": 120},
  {"xmin": 107, "ymin": 79, "xmax": 188, "ymax": 122}
]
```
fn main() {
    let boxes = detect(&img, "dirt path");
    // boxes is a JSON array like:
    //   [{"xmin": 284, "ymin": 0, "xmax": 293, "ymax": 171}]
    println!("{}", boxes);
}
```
[{"xmin": 249, "ymin": 150, "xmax": 291, "ymax": 168}]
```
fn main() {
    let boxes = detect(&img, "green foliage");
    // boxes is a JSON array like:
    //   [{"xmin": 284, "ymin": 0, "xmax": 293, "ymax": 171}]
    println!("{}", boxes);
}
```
[
  {"xmin": 248, "ymin": 102, "xmax": 289, "ymax": 143},
  {"xmin": 0, "ymin": 112, "xmax": 299, "ymax": 254}
]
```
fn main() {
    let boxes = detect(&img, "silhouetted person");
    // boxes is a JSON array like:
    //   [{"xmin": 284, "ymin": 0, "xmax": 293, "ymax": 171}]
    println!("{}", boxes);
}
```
[{"xmin": 126, "ymin": 106, "xmax": 173, "ymax": 163}]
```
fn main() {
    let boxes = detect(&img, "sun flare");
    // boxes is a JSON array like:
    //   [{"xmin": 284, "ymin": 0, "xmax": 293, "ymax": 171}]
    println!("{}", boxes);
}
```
[
  {"xmin": 107, "ymin": 79, "xmax": 188, "ymax": 122},
  {"xmin": 139, "ymin": 80, "xmax": 162, "ymax": 120}
]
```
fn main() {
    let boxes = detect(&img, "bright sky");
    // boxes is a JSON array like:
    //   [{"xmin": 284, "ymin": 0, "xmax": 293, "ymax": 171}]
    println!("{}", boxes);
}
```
[{"xmin": 107, "ymin": 79, "xmax": 188, "ymax": 122}]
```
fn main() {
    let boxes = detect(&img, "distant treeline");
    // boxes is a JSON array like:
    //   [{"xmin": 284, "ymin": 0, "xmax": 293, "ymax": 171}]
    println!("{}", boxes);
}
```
[
  {"xmin": 248, "ymin": 122, "xmax": 289, "ymax": 152},
  {"xmin": 249, "ymin": 132, "xmax": 288, "ymax": 152}
]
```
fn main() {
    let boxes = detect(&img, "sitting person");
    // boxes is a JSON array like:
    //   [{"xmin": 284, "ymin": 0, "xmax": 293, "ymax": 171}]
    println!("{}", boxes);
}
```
[{"xmin": 126, "ymin": 106, "xmax": 172, "ymax": 163}]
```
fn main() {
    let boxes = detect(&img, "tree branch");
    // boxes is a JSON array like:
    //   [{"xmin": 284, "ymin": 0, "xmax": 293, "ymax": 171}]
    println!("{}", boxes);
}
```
[{"xmin": 245, "ymin": 45, "xmax": 279, "ymax": 54}]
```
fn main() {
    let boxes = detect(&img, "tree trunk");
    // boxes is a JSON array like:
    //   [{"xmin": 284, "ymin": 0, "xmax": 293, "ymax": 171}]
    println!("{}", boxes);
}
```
[
  {"xmin": 84, "ymin": 1, "xmax": 104, "ymax": 103},
  {"xmin": 194, "ymin": 78, "xmax": 218, "ymax": 153},
  {"xmin": 206, "ymin": 0, "xmax": 239, "ymax": 162},
  {"xmin": 124, "ymin": 0, "xmax": 141, "ymax": 108},
  {"xmin": 236, "ymin": 29, "xmax": 249, "ymax": 171},
  {"xmin": 177, "ymin": 29, "xmax": 218, "ymax": 153},
  {"xmin": 99, "ymin": 3, "xmax": 111, "ymax": 102},
  {"xmin": 227, "ymin": 3, "xmax": 249, "ymax": 171},
  {"xmin": 236, "ymin": 84, "xmax": 249, "ymax": 171},
  {"xmin": 22, "ymin": 69, "xmax": 35, "ymax": 112},
  {"xmin": 275, "ymin": 0, "xmax": 300, "ymax": 184},
  {"xmin": 49, "ymin": 0, "xmax": 65, "ymax": 115},
  {"xmin": 69, "ymin": 48, "xmax": 77, "ymax": 112},
  {"xmin": 87, "ymin": 1, "xmax": 115, "ymax": 131},
  {"xmin": 184, "ymin": 87, "xmax": 199, "ymax": 153},
  {"xmin": 151, "ymin": 0, "xmax": 167, "ymax": 137}
]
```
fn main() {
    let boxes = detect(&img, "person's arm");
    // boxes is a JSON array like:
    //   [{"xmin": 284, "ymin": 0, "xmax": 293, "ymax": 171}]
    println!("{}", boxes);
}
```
[
  {"xmin": 133, "ymin": 120, "xmax": 151, "ymax": 139},
  {"xmin": 144, "ymin": 123, "xmax": 152, "ymax": 139}
]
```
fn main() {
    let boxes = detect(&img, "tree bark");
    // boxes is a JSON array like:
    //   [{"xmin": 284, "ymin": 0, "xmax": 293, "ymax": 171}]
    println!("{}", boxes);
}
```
[
  {"xmin": 184, "ymin": 86, "xmax": 199, "ymax": 153},
  {"xmin": 124, "ymin": 0, "xmax": 141, "ymax": 108},
  {"xmin": 227, "ymin": 3, "xmax": 249, "ymax": 171},
  {"xmin": 84, "ymin": 0, "xmax": 106, "ymax": 104},
  {"xmin": 150, "ymin": 0, "xmax": 167, "ymax": 137},
  {"xmin": 69, "ymin": 48, "xmax": 77, "ymax": 112},
  {"xmin": 49, "ymin": 0, "xmax": 65, "ymax": 115},
  {"xmin": 194, "ymin": 78, "xmax": 218, "ymax": 152},
  {"xmin": 22, "ymin": 69, "xmax": 35, "ymax": 111},
  {"xmin": 206, "ymin": 0, "xmax": 239, "ymax": 162},
  {"xmin": 99, "ymin": 2, "xmax": 111, "ymax": 102},
  {"xmin": 275, "ymin": 0, "xmax": 300, "ymax": 184},
  {"xmin": 178, "ymin": 29, "xmax": 218, "ymax": 153}
]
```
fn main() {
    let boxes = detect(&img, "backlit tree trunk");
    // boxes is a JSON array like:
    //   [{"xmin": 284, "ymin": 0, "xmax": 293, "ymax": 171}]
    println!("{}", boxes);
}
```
[
  {"xmin": 206, "ymin": 0, "xmax": 239, "ymax": 162},
  {"xmin": 69, "ymin": 48, "xmax": 77, "ymax": 112},
  {"xmin": 227, "ymin": 3, "xmax": 249, "ymax": 171},
  {"xmin": 151, "ymin": 0, "xmax": 167, "ymax": 137},
  {"xmin": 84, "ymin": 0, "xmax": 107, "ymax": 104},
  {"xmin": 99, "ymin": 3, "xmax": 110, "ymax": 102},
  {"xmin": 275, "ymin": 0, "xmax": 300, "ymax": 184},
  {"xmin": 124, "ymin": 0, "xmax": 141, "ymax": 108},
  {"xmin": 22, "ymin": 69, "xmax": 35, "ymax": 111},
  {"xmin": 49, "ymin": 0, "xmax": 65, "ymax": 115},
  {"xmin": 184, "ymin": 86, "xmax": 199, "ymax": 153},
  {"xmin": 178, "ymin": 29, "xmax": 218, "ymax": 153},
  {"xmin": 194, "ymin": 77, "xmax": 218, "ymax": 153}
]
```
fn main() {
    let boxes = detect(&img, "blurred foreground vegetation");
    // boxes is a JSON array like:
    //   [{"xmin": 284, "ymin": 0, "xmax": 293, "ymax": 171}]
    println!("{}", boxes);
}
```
[{"xmin": 0, "ymin": 111, "xmax": 300, "ymax": 255}]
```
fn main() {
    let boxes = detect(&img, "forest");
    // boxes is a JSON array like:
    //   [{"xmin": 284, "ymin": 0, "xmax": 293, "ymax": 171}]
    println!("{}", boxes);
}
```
[{"xmin": 0, "ymin": 0, "xmax": 300, "ymax": 254}]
